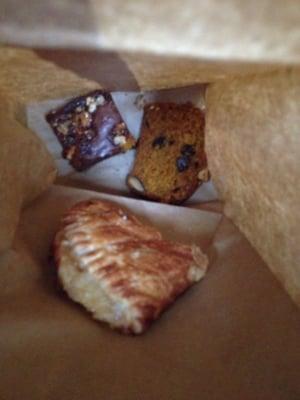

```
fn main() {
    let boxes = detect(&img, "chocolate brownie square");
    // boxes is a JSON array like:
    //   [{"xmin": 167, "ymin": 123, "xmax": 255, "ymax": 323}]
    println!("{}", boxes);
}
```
[{"xmin": 46, "ymin": 90, "xmax": 136, "ymax": 171}]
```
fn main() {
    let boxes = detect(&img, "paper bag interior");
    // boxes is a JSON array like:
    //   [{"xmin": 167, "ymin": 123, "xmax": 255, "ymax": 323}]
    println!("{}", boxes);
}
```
[
  {"xmin": 1, "ymin": 1, "xmax": 300, "ymax": 398},
  {"xmin": 1, "ymin": 185, "xmax": 300, "ymax": 400},
  {"xmin": 1, "ymin": 45, "xmax": 299, "ymax": 306}
]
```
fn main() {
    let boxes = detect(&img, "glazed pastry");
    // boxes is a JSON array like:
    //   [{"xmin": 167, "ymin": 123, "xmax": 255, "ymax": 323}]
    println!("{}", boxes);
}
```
[
  {"xmin": 46, "ymin": 90, "xmax": 136, "ymax": 171},
  {"xmin": 127, "ymin": 102, "xmax": 208, "ymax": 204},
  {"xmin": 53, "ymin": 199, "xmax": 208, "ymax": 334}
]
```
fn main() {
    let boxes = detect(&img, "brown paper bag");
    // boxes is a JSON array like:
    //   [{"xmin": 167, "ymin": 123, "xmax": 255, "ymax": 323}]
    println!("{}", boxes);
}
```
[
  {"xmin": 0, "ymin": 95, "xmax": 56, "ymax": 254},
  {"xmin": 206, "ymin": 68, "xmax": 300, "ymax": 305},
  {"xmin": 1, "ymin": 186, "xmax": 299, "ymax": 400},
  {"xmin": 1, "ymin": 1, "xmax": 300, "ymax": 399}
]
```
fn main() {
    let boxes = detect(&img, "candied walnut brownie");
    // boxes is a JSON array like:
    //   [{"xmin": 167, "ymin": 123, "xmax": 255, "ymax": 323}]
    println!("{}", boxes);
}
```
[{"xmin": 46, "ymin": 90, "xmax": 136, "ymax": 171}]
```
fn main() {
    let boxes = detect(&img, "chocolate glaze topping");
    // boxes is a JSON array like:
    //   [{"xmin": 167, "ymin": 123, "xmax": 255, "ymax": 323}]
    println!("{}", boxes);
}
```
[{"xmin": 46, "ymin": 90, "xmax": 136, "ymax": 171}]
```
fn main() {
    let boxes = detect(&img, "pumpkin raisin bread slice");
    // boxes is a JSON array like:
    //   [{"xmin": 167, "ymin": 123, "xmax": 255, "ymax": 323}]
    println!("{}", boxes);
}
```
[{"xmin": 127, "ymin": 102, "xmax": 208, "ymax": 204}]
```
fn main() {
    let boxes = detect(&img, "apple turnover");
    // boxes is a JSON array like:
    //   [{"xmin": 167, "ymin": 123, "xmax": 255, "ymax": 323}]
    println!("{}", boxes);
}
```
[{"xmin": 53, "ymin": 199, "xmax": 208, "ymax": 334}]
